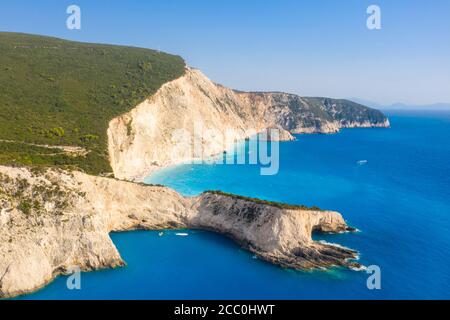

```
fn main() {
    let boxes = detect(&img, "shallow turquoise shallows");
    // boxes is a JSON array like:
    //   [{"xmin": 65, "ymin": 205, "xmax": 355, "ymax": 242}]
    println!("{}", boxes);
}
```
[{"xmin": 22, "ymin": 110, "xmax": 450, "ymax": 299}]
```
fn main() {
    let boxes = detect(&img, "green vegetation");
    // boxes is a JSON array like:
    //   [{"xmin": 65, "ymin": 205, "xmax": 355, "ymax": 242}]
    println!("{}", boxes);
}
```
[
  {"xmin": 245, "ymin": 92, "xmax": 387, "ymax": 130},
  {"xmin": 18, "ymin": 200, "xmax": 32, "ymax": 215},
  {"xmin": 0, "ymin": 171, "xmax": 80, "ymax": 217},
  {"xmin": 0, "ymin": 141, "xmax": 111, "ymax": 175},
  {"xmin": 205, "ymin": 190, "xmax": 323, "ymax": 211},
  {"xmin": 301, "ymin": 97, "xmax": 387, "ymax": 124},
  {"xmin": 0, "ymin": 32, "xmax": 185, "ymax": 174}
]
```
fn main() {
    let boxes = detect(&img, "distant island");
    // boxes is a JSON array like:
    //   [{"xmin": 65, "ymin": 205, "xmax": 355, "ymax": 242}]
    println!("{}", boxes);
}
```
[
  {"xmin": 0, "ymin": 32, "xmax": 389, "ymax": 298},
  {"xmin": 348, "ymin": 98, "xmax": 450, "ymax": 111}
]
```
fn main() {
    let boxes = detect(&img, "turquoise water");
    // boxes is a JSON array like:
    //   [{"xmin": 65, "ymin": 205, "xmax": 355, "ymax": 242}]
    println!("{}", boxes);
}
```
[{"xmin": 22, "ymin": 111, "xmax": 450, "ymax": 299}]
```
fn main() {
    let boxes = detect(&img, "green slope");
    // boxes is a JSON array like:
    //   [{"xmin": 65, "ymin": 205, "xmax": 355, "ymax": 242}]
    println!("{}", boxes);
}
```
[
  {"xmin": 301, "ymin": 97, "xmax": 388, "ymax": 125},
  {"xmin": 0, "ymin": 32, "xmax": 185, "ymax": 174}
]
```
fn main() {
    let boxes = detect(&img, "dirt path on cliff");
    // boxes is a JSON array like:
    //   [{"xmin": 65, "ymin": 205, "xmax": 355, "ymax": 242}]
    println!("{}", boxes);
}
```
[{"xmin": 0, "ymin": 139, "xmax": 89, "ymax": 156}]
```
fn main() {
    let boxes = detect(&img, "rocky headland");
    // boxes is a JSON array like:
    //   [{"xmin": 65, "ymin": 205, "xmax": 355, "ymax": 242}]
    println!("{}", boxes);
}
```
[{"xmin": 0, "ymin": 166, "xmax": 358, "ymax": 298}]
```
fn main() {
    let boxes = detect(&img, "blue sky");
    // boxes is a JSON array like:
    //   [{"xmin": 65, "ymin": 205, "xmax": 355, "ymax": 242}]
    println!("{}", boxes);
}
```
[{"xmin": 1, "ymin": 0, "xmax": 449, "ymax": 105}]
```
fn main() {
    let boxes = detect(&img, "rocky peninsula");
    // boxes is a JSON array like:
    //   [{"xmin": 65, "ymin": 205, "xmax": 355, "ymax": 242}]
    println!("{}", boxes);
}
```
[{"xmin": 0, "ymin": 166, "xmax": 358, "ymax": 298}]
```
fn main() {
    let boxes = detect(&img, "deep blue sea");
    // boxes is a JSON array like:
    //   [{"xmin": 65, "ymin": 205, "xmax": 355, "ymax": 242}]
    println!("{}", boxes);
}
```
[{"xmin": 22, "ymin": 111, "xmax": 450, "ymax": 299}]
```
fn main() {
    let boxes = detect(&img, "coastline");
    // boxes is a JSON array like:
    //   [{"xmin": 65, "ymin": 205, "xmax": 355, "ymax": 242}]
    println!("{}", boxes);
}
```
[
  {"xmin": 0, "ymin": 39, "xmax": 389, "ymax": 298},
  {"xmin": 12, "ymin": 111, "xmax": 450, "ymax": 299},
  {"xmin": 0, "ymin": 165, "xmax": 360, "ymax": 298}
]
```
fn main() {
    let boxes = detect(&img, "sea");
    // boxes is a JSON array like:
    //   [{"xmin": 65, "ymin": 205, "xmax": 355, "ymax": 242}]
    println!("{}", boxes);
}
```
[{"xmin": 21, "ymin": 110, "xmax": 450, "ymax": 300}]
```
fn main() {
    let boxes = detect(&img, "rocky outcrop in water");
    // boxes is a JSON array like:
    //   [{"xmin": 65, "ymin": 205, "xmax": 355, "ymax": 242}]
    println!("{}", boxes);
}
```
[
  {"xmin": 0, "ymin": 166, "xmax": 358, "ymax": 298},
  {"xmin": 189, "ymin": 192, "xmax": 358, "ymax": 270}
]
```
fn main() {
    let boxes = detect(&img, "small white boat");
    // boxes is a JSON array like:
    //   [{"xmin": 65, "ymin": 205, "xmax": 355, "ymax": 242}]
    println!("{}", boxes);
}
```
[
  {"xmin": 357, "ymin": 160, "xmax": 368, "ymax": 166},
  {"xmin": 158, "ymin": 232, "xmax": 164, "ymax": 237},
  {"xmin": 175, "ymin": 232, "xmax": 189, "ymax": 237}
]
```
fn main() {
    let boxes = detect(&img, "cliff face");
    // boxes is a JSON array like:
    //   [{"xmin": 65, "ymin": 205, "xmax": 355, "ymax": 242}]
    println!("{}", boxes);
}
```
[
  {"xmin": 108, "ymin": 68, "xmax": 389, "ymax": 181},
  {"xmin": 189, "ymin": 193, "xmax": 358, "ymax": 270},
  {"xmin": 107, "ymin": 68, "xmax": 294, "ymax": 181},
  {"xmin": 0, "ymin": 166, "xmax": 358, "ymax": 298},
  {"xmin": 237, "ymin": 93, "xmax": 390, "ymax": 134},
  {"xmin": 0, "ymin": 166, "xmax": 189, "ymax": 298}
]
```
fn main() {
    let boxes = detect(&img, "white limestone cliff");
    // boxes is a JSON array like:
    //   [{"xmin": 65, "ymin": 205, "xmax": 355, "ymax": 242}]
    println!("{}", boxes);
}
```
[
  {"xmin": 107, "ymin": 68, "xmax": 294, "ymax": 181},
  {"xmin": 108, "ymin": 68, "xmax": 389, "ymax": 181}
]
